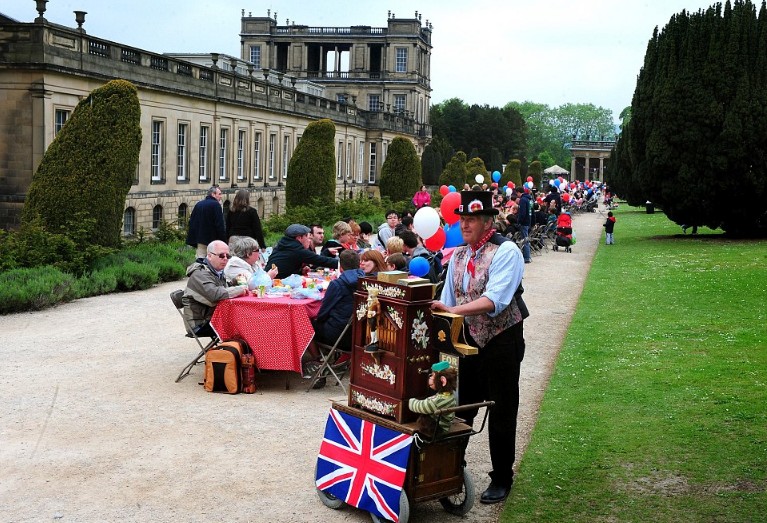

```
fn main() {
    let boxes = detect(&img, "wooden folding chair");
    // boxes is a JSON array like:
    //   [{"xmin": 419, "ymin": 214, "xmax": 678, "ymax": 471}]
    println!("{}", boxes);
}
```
[
  {"xmin": 170, "ymin": 289, "xmax": 219, "ymax": 382},
  {"xmin": 305, "ymin": 318, "xmax": 353, "ymax": 393}
]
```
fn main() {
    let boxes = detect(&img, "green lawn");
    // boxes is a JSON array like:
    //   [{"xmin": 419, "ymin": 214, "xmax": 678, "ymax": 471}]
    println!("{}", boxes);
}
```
[{"xmin": 502, "ymin": 208, "xmax": 767, "ymax": 522}]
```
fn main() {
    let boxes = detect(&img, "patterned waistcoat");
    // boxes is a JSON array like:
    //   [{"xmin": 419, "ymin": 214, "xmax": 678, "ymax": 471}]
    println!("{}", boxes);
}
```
[{"xmin": 452, "ymin": 242, "xmax": 523, "ymax": 348}]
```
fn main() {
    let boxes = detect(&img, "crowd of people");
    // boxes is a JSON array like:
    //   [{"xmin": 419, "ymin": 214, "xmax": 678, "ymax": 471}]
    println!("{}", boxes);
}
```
[{"xmin": 181, "ymin": 179, "xmax": 607, "ymax": 506}]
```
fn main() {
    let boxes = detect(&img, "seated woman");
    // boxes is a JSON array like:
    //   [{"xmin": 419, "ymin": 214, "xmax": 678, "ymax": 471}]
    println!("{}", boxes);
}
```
[
  {"xmin": 320, "ymin": 221, "xmax": 353, "ymax": 258},
  {"xmin": 224, "ymin": 235, "xmax": 277, "ymax": 286},
  {"xmin": 359, "ymin": 249, "xmax": 387, "ymax": 276}
]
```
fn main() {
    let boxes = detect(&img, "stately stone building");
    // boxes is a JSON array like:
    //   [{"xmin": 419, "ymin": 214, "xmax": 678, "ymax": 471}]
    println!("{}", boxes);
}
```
[{"xmin": 0, "ymin": 5, "xmax": 432, "ymax": 233}]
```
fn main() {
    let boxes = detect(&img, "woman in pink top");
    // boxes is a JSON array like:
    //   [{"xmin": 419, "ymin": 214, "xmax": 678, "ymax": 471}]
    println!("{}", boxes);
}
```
[{"xmin": 412, "ymin": 185, "xmax": 431, "ymax": 209}]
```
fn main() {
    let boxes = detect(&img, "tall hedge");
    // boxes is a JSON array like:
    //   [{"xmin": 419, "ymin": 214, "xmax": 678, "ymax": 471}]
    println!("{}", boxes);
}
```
[
  {"xmin": 22, "ymin": 79, "xmax": 142, "ymax": 248},
  {"xmin": 439, "ymin": 151, "xmax": 468, "ymax": 189},
  {"xmin": 286, "ymin": 118, "xmax": 336, "ymax": 208},
  {"xmin": 379, "ymin": 136, "xmax": 422, "ymax": 204}
]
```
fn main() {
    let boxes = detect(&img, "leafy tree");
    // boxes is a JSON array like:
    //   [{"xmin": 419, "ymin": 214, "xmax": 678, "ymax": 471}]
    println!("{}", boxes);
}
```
[
  {"xmin": 528, "ymin": 160, "xmax": 543, "ymax": 190},
  {"xmin": 420, "ymin": 144, "xmax": 442, "ymax": 185},
  {"xmin": 286, "ymin": 118, "xmax": 336, "ymax": 209},
  {"xmin": 379, "ymin": 136, "xmax": 422, "ymax": 203},
  {"xmin": 466, "ymin": 157, "xmax": 488, "ymax": 186},
  {"xmin": 439, "ymin": 151, "xmax": 468, "ymax": 189},
  {"xmin": 22, "ymin": 79, "xmax": 141, "ymax": 249},
  {"xmin": 614, "ymin": 1, "xmax": 767, "ymax": 236}
]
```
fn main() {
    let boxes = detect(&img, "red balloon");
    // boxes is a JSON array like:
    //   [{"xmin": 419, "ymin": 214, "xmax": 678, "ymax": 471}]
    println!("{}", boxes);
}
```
[
  {"xmin": 440, "ymin": 192, "xmax": 461, "ymax": 225},
  {"xmin": 526, "ymin": 176, "xmax": 533, "ymax": 182},
  {"xmin": 439, "ymin": 184, "xmax": 449, "ymax": 196},
  {"xmin": 423, "ymin": 227, "xmax": 446, "ymax": 251},
  {"xmin": 506, "ymin": 181, "xmax": 513, "ymax": 188},
  {"xmin": 562, "ymin": 193, "xmax": 571, "ymax": 202}
]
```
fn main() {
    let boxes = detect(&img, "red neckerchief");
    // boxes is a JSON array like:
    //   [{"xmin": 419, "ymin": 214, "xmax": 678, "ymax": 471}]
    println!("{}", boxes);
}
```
[{"xmin": 466, "ymin": 228, "xmax": 496, "ymax": 278}]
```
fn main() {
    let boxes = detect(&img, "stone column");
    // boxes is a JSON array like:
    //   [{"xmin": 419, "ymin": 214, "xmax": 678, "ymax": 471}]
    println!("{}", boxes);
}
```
[
  {"xmin": 584, "ymin": 156, "xmax": 590, "ymax": 182},
  {"xmin": 599, "ymin": 157, "xmax": 604, "ymax": 182},
  {"xmin": 570, "ymin": 157, "xmax": 576, "ymax": 179}
]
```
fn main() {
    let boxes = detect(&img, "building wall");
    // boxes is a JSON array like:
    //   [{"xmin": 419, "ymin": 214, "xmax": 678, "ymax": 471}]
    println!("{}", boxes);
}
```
[{"xmin": 0, "ymin": 17, "xmax": 424, "ymax": 232}]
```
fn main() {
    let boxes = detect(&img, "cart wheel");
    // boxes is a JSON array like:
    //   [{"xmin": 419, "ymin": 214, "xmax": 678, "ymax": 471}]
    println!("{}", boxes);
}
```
[
  {"xmin": 314, "ymin": 463, "xmax": 344, "ymax": 509},
  {"xmin": 369, "ymin": 489, "xmax": 409, "ymax": 523},
  {"xmin": 439, "ymin": 467, "xmax": 475, "ymax": 516}
]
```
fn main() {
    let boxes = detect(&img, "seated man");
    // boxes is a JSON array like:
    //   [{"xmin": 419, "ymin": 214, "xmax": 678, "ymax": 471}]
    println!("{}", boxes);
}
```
[
  {"xmin": 183, "ymin": 240, "xmax": 247, "ymax": 336},
  {"xmin": 266, "ymin": 224, "xmax": 338, "ymax": 279}
]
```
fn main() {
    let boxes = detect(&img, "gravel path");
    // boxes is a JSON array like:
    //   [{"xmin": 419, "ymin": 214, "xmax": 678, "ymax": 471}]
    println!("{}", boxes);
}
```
[{"xmin": 0, "ymin": 209, "xmax": 604, "ymax": 523}]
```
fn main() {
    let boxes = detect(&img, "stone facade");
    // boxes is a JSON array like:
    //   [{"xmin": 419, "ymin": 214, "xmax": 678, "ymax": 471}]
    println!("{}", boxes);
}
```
[{"xmin": 0, "ymin": 9, "xmax": 432, "ymax": 232}]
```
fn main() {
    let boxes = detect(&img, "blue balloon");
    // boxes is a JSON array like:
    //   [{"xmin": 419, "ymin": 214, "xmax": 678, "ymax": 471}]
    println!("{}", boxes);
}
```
[
  {"xmin": 443, "ymin": 222, "xmax": 464, "ymax": 248},
  {"xmin": 554, "ymin": 179, "xmax": 561, "ymax": 187},
  {"xmin": 409, "ymin": 256, "xmax": 430, "ymax": 278},
  {"xmin": 448, "ymin": 185, "xmax": 456, "ymax": 192},
  {"xmin": 492, "ymin": 170, "xmax": 501, "ymax": 182}
]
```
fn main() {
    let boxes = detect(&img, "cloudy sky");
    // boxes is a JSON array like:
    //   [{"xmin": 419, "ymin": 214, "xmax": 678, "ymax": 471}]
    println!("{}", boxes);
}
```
[{"xmin": 4, "ymin": 0, "xmax": 719, "ymax": 121}]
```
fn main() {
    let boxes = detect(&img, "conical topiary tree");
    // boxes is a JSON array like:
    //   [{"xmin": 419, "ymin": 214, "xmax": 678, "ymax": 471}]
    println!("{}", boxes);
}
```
[
  {"xmin": 420, "ymin": 144, "xmax": 442, "ymax": 185},
  {"xmin": 22, "ymin": 79, "xmax": 142, "ymax": 248},
  {"xmin": 439, "ymin": 151, "xmax": 467, "ymax": 189},
  {"xmin": 286, "ymin": 118, "xmax": 336, "ymax": 208},
  {"xmin": 528, "ymin": 160, "xmax": 543, "ymax": 190},
  {"xmin": 502, "ymin": 158, "xmax": 522, "ymax": 188},
  {"xmin": 379, "ymin": 136, "xmax": 422, "ymax": 204},
  {"xmin": 466, "ymin": 157, "xmax": 488, "ymax": 185}
]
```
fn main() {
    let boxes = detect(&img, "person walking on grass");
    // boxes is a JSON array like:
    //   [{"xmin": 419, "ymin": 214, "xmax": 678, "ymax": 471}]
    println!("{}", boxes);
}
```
[{"xmin": 604, "ymin": 211, "xmax": 616, "ymax": 245}]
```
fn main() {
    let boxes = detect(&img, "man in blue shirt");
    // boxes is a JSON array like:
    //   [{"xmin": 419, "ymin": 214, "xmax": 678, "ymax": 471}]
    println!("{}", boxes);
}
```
[{"xmin": 431, "ymin": 189, "xmax": 528, "ymax": 504}]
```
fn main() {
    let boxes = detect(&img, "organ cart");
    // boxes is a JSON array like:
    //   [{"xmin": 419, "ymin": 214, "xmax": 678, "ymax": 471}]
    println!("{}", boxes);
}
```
[{"xmin": 314, "ymin": 276, "xmax": 492, "ymax": 523}]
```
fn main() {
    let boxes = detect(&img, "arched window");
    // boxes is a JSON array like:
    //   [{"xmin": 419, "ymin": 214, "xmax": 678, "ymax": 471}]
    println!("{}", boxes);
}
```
[
  {"xmin": 152, "ymin": 205, "xmax": 163, "ymax": 230},
  {"xmin": 123, "ymin": 207, "xmax": 136, "ymax": 236},
  {"xmin": 177, "ymin": 203, "xmax": 188, "ymax": 228},
  {"xmin": 271, "ymin": 196, "xmax": 280, "ymax": 216},
  {"xmin": 257, "ymin": 197, "xmax": 265, "ymax": 219}
]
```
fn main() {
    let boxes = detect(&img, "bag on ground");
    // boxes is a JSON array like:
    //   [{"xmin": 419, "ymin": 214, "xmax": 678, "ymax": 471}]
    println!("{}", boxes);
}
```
[{"xmin": 204, "ymin": 339, "xmax": 256, "ymax": 394}]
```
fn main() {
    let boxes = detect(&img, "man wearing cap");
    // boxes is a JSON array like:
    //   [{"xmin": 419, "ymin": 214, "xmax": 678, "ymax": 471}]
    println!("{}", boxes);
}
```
[
  {"xmin": 431, "ymin": 189, "xmax": 529, "ymax": 504},
  {"xmin": 266, "ymin": 224, "xmax": 339, "ymax": 279}
]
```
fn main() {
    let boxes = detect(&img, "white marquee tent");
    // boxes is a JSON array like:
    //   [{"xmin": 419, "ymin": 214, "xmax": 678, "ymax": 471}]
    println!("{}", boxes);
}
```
[{"xmin": 544, "ymin": 164, "xmax": 569, "ymax": 175}]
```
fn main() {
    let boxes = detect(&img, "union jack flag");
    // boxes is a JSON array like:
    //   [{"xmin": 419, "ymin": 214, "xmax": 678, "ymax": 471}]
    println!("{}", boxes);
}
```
[{"xmin": 316, "ymin": 408, "xmax": 412, "ymax": 522}]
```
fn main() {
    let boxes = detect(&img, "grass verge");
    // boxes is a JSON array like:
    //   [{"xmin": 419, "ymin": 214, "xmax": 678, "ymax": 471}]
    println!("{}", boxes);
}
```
[{"xmin": 502, "ymin": 208, "xmax": 767, "ymax": 523}]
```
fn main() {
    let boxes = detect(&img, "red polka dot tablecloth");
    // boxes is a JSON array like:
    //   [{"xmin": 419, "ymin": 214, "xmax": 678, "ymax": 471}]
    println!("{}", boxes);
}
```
[{"xmin": 210, "ymin": 295, "xmax": 321, "ymax": 374}]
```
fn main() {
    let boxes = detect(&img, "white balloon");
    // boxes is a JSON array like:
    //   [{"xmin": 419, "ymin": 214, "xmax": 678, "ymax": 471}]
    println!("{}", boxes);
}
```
[
  {"xmin": 475, "ymin": 174, "xmax": 484, "ymax": 184},
  {"xmin": 412, "ymin": 206, "xmax": 441, "ymax": 239},
  {"xmin": 505, "ymin": 188, "xmax": 513, "ymax": 197}
]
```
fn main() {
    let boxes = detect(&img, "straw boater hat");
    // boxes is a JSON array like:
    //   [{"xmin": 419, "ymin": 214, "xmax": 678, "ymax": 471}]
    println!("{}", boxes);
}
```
[{"xmin": 454, "ymin": 190, "xmax": 499, "ymax": 216}]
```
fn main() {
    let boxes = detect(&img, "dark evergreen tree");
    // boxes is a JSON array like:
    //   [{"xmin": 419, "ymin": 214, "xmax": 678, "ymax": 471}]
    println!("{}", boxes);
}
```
[
  {"xmin": 502, "ymin": 159, "xmax": 522, "ymax": 188},
  {"xmin": 466, "ymin": 157, "xmax": 488, "ymax": 185},
  {"xmin": 286, "ymin": 118, "xmax": 336, "ymax": 209},
  {"xmin": 380, "ymin": 136, "xmax": 422, "ymax": 203},
  {"xmin": 22, "ymin": 79, "xmax": 142, "ymax": 248},
  {"xmin": 420, "ymin": 144, "xmax": 442, "ymax": 185},
  {"xmin": 616, "ymin": 1, "xmax": 767, "ymax": 235},
  {"xmin": 439, "ymin": 151, "xmax": 468, "ymax": 189},
  {"xmin": 489, "ymin": 147, "xmax": 504, "ymax": 174},
  {"xmin": 528, "ymin": 160, "xmax": 543, "ymax": 190}
]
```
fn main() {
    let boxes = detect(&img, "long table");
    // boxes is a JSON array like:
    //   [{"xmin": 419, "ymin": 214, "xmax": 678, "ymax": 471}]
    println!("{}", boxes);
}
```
[{"xmin": 210, "ymin": 294, "xmax": 321, "ymax": 374}]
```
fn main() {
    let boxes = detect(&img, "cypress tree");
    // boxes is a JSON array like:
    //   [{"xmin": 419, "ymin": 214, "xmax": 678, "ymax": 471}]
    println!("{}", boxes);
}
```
[
  {"xmin": 502, "ymin": 159, "xmax": 522, "ymax": 188},
  {"xmin": 379, "ymin": 136, "xmax": 422, "ymax": 204},
  {"xmin": 286, "ymin": 118, "xmax": 336, "ymax": 209},
  {"xmin": 439, "ymin": 151, "xmax": 468, "ymax": 189},
  {"xmin": 528, "ymin": 160, "xmax": 543, "ymax": 189},
  {"xmin": 420, "ymin": 144, "xmax": 441, "ymax": 185},
  {"xmin": 22, "ymin": 79, "xmax": 142, "ymax": 248}
]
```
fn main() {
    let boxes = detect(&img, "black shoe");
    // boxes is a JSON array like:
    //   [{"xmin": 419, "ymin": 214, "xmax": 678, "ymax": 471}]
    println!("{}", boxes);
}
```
[{"xmin": 480, "ymin": 482, "xmax": 511, "ymax": 504}]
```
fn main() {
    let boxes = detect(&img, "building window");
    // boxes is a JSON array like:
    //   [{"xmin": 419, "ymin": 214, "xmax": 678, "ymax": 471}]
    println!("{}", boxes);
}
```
[
  {"xmin": 357, "ymin": 142, "xmax": 364, "ymax": 183},
  {"xmin": 177, "ymin": 203, "xmax": 188, "ymax": 228},
  {"xmin": 219, "ymin": 128, "xmax": 229, "ymax": 181},
  {"xmin": 54, "ymin": 109, "xmax": 70, "ymax": 136},
  {"xmin": 337, "ymin": 141, "xmax": 343, "ymax": 179},
  {"xmin": 237, "ymin": 129, "xmax": 246, "ymax": 182},
  {"xmin": 346, "ymin": 142, "xmax": 352, "ymax": 180},
  {"xmin": 253, "ymin": 132, "xmax": 262, "ymax": 180},
  {"xmin": 282, "ymin": 136, "xmax": 290, "ymax": 179},
  {"xmin": 368, "ymin": 142, "xmax": 377, "ymax": 184},
  {"xmin": 368, "ymin": 95, "xmax": 381, "ymax": 112},
  {"xmin": 396, "ymin": 48, "xmax": 407, "ymax": 73},
  {"xmin": 177, "ymin": 123, "xmax": 188, "ymax": 181},
  {"xmin": 393, "ymin": 94, "xmax": 406, "ymax": 114},
  {"xmin": 123, "ymin": 207, "xmax": 135, "ymax": 236},
  {"xmin": 199, "ymin": 125, "xmax": 209, "ymax": 182},
  {"xmin": 250, "ymin": 45, "xmax": 261, "ymax": 69},
  {"xmin": 151, "ymin": 120, "xmax": 164, "ymax": 182},
  {"xmin": 268, "ymin": 134, "xmax": 276, "ymax": 179},
  {"xmin": 152, "ymin": 205, "xmax": 163, "ymax": 230}
]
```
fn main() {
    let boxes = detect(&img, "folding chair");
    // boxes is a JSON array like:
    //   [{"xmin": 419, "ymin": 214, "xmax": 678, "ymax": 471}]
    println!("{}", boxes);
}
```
[
  {"xmin": 305, "ymin": 317, "xmax": 353, "ymax": 393},
  {"xmin": 170, "ymin": 289, "xmax": 219, "ymax": 382}
]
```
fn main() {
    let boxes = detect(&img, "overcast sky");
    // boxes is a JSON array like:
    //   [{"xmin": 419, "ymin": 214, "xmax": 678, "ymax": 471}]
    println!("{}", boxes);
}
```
[{"xmin": 4, "ymin": 0, "xmax": 719, "ymax": 121}]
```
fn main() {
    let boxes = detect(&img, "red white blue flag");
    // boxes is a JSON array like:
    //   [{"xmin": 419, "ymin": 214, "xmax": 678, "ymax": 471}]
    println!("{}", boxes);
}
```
[{"xmin": 316, "ymin": 408, "xmax": 412, "ymax": 522}]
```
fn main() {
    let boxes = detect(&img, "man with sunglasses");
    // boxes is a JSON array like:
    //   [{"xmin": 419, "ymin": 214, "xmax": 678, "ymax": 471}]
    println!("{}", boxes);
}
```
[{"xmin": 182, "ymin": 240, "xmax": 247, "ymax": 335}]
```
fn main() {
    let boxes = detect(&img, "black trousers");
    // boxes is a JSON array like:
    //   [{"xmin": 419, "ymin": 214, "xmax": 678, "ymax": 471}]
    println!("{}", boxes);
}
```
[{"xmin": 459, "ymin": 322, "xmax": 525, "ymax": 487}]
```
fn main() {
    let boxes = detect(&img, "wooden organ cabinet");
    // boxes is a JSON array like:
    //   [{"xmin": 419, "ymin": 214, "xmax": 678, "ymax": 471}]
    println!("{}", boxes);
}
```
[{"xmin": 348, "ymin": 277, "xmax": 436, "ymax": 423}]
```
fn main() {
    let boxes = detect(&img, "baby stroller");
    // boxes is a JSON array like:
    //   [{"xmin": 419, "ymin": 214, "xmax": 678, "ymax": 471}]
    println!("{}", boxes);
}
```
[{"xmin": 553, "ymin": 212, "xmax": 573, "ymax": 253}]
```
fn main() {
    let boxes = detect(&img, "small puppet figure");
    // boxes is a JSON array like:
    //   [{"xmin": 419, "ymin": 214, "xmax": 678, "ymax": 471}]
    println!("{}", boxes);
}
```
[
  {"xmin": 364, "ymin": 288, "xmax": 381, "ymax": 353},
  {"xmin": 408, "ymin": 361, "xmax": 458, "ymax": 437}
]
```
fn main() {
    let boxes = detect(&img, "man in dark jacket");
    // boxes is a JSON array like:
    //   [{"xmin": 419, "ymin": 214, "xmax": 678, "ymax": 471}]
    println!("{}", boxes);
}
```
[
  {"xmin": 266, "ymin": 224, "xmax": 339, "ymax": 279},
  {"xmin": 313, "ymin": 249, "xmax": 364, "ymax": 348},
  {"xmin": 515, "ymin": 186, "xmax": 533, "ymax": 263},
  {"xmin": 186, "ymin": 186, "xmax": 226, "ymax": 259}
]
